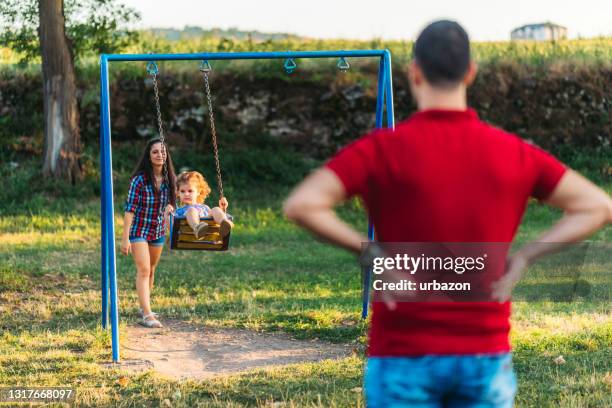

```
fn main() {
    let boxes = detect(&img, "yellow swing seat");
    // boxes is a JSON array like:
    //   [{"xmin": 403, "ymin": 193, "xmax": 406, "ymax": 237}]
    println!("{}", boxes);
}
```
[{"xmin": 169, "ymin": 216, "xmax": 231, "ymax": 251}]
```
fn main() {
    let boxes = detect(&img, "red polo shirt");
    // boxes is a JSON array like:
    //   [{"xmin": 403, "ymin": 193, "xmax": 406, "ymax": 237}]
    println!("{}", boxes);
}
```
[{"xmin": 326, "ymin": 109, "xmax": 567, "ymax": 356}]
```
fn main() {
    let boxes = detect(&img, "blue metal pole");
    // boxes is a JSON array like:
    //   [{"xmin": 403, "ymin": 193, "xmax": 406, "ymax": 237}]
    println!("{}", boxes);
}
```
[
  {"xmin": 362, "ymin": 56, "xmax": 388, "ymax": 320},
  {"xmin": 100, "ymin": 92, "xmax": 108, "ymax": 329},
  {"xmin": 383, "ymin": 50, "xmax": 395, "ymax": 129},
  {"xmin": 100, "ymin": 55, "xmax": 110, "ymax": 329},
  {"xmin": 105, "ymin": 50, "xmax": 386, "ymax": 62},
  {"xmin": 100, "ymin": 55, "xmax": 120, "ymax": 362},
  {"xmin": 375, "ymin": 57, "xmax": 386, "ymax": 128}
]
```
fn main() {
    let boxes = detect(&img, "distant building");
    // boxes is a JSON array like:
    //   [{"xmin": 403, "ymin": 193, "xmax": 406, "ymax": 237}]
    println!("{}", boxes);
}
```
[{"xmin": 511, "ymin": 22, "xmax": 568, "ymax": 41}]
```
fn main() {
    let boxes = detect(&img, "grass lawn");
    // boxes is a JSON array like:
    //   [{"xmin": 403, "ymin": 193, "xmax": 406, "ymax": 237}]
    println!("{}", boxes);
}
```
[{"xmin": 0, "ymin": 178, "xmax": 610, "ymax": 407}]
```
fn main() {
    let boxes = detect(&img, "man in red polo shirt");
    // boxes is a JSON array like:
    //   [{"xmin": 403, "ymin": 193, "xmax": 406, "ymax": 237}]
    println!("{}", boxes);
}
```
[{"xmin": 284, "ymin": 20, "xmax": 612, "ymax": 407}]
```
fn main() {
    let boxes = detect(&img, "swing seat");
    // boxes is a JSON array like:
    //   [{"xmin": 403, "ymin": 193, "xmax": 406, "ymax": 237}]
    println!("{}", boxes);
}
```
[{"xmin": 169, "ymin": 215, "xmax": 231, "ymax": 251}]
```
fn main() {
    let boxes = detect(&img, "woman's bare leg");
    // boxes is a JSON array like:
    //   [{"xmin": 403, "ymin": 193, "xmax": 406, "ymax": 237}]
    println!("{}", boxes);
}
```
[
  {"xmin": 148, "ymin": 244, "xmax": 164, "ymax": 292},
  {"xmin": 131, "ymin": 242, "xmax": 152, "ymax": 316}
]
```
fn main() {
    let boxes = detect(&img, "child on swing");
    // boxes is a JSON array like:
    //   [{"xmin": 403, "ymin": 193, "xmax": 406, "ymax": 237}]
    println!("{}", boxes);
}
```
[{"xmin": 174, "ymin": 171, "xmax": 233, "ymax": 239}]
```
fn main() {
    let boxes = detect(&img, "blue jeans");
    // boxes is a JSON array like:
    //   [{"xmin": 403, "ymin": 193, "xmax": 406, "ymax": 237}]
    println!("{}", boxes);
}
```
[
  {"xmin": 365, "ymin": 354, "xmax": 516, "ymax": 408},
  {"xmin": 129, "ymin": 235, "xmax": 165, "ymax": 246}
]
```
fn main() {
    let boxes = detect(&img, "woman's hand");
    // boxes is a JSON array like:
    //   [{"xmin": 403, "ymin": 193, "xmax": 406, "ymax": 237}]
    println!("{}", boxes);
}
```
[
  {"xmin": 219, "ymin": 197, "xmax": 229, "ymax": 212},
  {"xmin": 120, "ymin": 238, "xmax": 131, "ymax": 256},
  {"xmin": 163, "ymin": 205, "xmax": 174, "ymax": 237},
  {"xmin": 164, "ymin": 204, "xmax": 175, "ymax": 218}
]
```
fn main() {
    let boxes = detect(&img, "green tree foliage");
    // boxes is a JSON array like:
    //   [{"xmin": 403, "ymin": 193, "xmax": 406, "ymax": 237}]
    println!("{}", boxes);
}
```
[{"xmin": 0, "ymin": 0, "xmax": 140, "ymax": 63}]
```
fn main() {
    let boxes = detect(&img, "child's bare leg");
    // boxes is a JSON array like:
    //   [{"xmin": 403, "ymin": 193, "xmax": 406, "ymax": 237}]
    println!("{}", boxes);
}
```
[
  {"xmin": 185, "ymin": 207, "xmax": 201, "ymax": 232},
  {"xmin": 186, "ymin": 207, "xmax": 211, "ymax": 240},
  {"xmin": 210, "ymin": 207, "xmax": 230, "ymax": 223},
  {"xmin": 211, "ymin": 207, "xmax": 233, "ymax": 237}
]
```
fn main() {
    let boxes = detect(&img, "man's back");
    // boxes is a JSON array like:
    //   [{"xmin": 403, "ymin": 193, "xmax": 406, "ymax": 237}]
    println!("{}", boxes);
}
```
[
  {"xmin": 284, "ymin": 19, "xmax": 610, "ymax": 407},
  {"xmin": 334, "ymin": 109, "xmax": 565, "ymax": 243},
  {"xmin": 326, "ymin": 108, "xmax": 566, "ymax": 355}
]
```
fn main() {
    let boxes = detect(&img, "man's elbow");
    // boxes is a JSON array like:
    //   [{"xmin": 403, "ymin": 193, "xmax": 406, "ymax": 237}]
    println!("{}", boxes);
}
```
[
  {"xmin": 605, "ymin": 197, "xmax": 612, "ymax": 224},
  {"xmin": 591, "ymin": 195, "xmax": 612, "ymax": 226},
  {"xmin": 283, "ymin": 196, "xmax": 306, "ymax": 223}
]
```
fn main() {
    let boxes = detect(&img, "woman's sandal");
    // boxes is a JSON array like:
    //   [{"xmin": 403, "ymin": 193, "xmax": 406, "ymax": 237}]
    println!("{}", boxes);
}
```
[
  {"xmin": 141, "ymin": 313, "xmax": 163, "ymax": 328},
  {"xmin": 139, "ymin": 309, "xmax": 158, "ymax": 318}
]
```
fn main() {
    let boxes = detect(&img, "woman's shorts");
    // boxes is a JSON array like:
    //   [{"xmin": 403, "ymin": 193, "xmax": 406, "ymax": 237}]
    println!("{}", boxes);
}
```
[{"xmin": 129, "ymin": 235, "xmax": 165, "ymax": 246}]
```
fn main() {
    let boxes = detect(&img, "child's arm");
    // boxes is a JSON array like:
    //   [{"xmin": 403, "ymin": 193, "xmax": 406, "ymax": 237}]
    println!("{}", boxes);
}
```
[{"xmin": 219, "ymin": 197, "xmax": 229, "ymax": 212}]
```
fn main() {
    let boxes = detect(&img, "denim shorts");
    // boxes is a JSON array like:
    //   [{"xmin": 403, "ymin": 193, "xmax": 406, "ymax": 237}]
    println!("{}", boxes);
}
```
[
  {"xmin": 365, "ymin": 353, "xmax": 516, "ymax": 408},
  {"xmin": 129, "ymin": 235, "xmax": 165, "ymax": 246}
]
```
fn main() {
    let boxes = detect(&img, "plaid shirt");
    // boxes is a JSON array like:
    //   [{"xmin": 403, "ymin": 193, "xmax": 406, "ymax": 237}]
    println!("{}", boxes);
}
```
[{"xmin": 124, "ymin": 172, "xmax": 169, "ymax": 240}]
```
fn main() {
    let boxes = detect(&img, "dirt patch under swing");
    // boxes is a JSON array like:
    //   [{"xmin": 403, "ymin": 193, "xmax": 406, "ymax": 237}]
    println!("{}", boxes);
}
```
[{"xmin": 117, "ymin": 319, "xmax": 353, "ymax": 380}]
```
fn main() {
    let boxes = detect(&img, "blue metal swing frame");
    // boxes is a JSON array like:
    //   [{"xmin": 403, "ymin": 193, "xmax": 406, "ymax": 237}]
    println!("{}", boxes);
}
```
[{"xmin": 100, "ymin": 50, "xmax": 395, "ymax": 363}]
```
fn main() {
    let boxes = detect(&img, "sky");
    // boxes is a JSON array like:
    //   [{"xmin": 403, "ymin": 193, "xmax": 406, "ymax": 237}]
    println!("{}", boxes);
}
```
[{"xmin": 121, "ymin": 0, "xmax": 612, "ymax": 41}]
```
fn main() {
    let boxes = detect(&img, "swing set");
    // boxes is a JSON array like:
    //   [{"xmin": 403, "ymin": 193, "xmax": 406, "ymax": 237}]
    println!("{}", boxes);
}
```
[{"xmin": 100, "ymin": 50, "xmax": 395, "ymax": 362}]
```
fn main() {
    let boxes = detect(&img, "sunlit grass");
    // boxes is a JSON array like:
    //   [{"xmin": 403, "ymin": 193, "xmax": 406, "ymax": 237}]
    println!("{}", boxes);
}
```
[{"xmin": 1, "ymin": 177, "xmax": 610, "ymax": 406}]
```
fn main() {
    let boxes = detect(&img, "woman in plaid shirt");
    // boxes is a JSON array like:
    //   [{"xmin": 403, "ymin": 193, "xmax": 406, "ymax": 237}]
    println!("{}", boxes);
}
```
[{"xmin": 120, "ymin": 138, "xmax": 177, "ymax": 328}]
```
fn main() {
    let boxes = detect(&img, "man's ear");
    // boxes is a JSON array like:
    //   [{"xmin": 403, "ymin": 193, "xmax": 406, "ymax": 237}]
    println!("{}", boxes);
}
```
[
  {"xmin": 408, "ymin": 61, "xmax": 424, "ymax": 86},
  {"xmin": 463, "ymin": 61, "xmax": 478, "ymax": 86}
]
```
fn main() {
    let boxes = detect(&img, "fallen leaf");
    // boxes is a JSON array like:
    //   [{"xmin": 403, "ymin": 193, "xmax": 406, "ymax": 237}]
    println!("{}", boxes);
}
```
[
  {"xmin": 162, "ymin": 399, "xmax": 172, "ymax": 407},
  {"xmin": 553, "ymin": 355, "xmax": 566, "ymax": 365},
  {"xmin": 351, "ymin": 387, "xmax": 363, "ymax": 393},
  {"xmin": 117, "ymin": 376, "xmax": 130, "ymax": 387},
  {"xmin": 603, "ymin": 372, "xmax": 612, "ymax": 386}
]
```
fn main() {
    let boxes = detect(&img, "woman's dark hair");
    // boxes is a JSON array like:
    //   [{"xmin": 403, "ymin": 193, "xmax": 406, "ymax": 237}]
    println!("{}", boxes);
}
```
[{"xmin": 131, "ymin": 138, "xmax": 177, "ymax": 206}]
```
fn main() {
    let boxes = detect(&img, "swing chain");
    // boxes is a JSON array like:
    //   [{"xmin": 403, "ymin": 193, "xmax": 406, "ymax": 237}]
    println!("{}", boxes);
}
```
[
  {"xmin": 201, "ymin": 68, "xmax": 224, "ymax": 200},
  {"xmin": 147, "ymin": 62, "xmax": 169, "ymax": 187}
]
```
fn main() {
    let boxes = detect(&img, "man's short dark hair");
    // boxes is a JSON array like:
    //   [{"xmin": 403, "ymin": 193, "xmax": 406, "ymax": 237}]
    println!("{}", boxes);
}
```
[{"xmin": 413, "ymin": 20, "xmax": 471, "ymax": 88}]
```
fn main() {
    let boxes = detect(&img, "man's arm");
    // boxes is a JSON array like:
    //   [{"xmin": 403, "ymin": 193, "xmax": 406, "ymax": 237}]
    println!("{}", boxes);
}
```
[
  {"xmin": 492, "ymin": 170, "xmax": 612, "ymax": 301},
  {"xmin": 283, "ymin": 168, "xmax": 367, "ymax": 254},
  {"xmin": 517, "ymin": 170, "xmax": 612, "ymax": 262}
]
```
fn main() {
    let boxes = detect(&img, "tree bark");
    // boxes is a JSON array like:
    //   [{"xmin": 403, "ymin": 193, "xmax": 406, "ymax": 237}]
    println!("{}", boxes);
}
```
[{"xmin": 39, "ymin": 0, "xmax": 82, "ymax": 182}]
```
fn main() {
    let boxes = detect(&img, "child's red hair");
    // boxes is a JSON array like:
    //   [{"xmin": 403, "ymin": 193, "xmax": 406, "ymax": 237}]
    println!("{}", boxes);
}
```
[{"xmin": 176, "ymin": 171, "xmax": 211, "ymax": 204}]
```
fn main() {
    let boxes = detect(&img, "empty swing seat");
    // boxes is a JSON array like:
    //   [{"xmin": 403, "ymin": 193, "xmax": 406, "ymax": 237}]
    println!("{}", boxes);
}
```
[{"xmin": 169, "ymin": 215, "xmax": 232, "ymax": 251}]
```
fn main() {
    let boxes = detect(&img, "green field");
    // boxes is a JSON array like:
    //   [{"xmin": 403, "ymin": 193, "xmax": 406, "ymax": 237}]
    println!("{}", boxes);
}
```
[
  {"xmin": 2, "ymin": 37, "xmax": 612, "ymax": 72},
  {"xmin": 0, "ymin": 150, "xmax": 610, "ymax": 407}
]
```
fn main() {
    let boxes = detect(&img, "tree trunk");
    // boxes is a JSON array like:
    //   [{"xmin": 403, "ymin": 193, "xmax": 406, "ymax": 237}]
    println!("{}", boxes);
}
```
[{"xmin": 39, "ymin": 0, "xmax": 82, "ymax": 182}]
